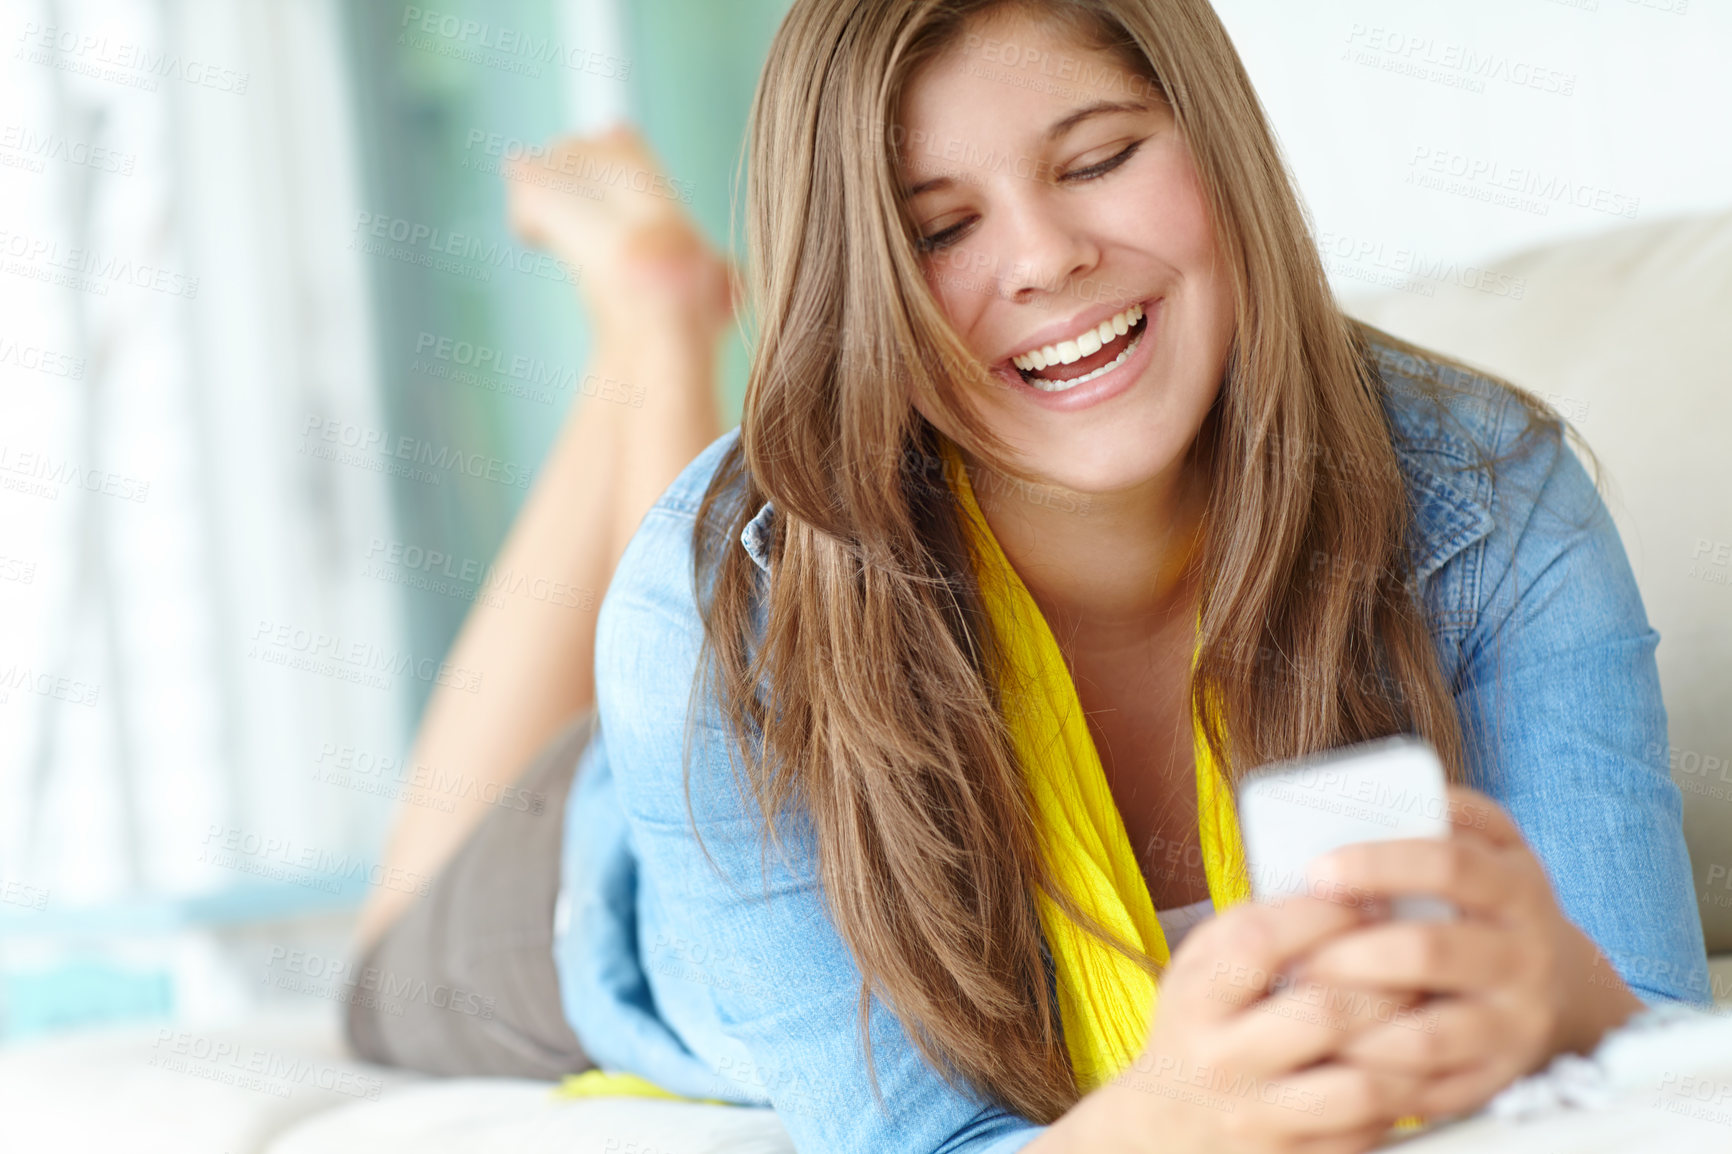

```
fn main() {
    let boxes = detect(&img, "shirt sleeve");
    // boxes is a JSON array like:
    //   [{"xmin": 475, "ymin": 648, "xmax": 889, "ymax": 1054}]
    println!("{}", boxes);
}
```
[
  {"xmin": 594, "ymin": 499, "xmax": 1049, "ymax": 1154},
  {"xmin": 1449, "ymin": 427, "xmax": 1711, "ymax": 1007}
]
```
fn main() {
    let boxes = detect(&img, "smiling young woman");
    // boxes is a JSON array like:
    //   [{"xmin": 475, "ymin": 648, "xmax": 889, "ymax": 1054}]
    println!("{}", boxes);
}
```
[
  {"xmin": 349, "ymin": 2, "xmax": 1709, "ymax": 1152},
  {"xmin": 676, "ymin": 0, "xmax": 1700, "ymax": 1144}
]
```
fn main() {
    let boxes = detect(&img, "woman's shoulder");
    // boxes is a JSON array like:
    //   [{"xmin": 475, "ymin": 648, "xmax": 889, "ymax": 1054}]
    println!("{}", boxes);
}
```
[
  {"xmin": 1361, "ymin": 328, "xmax": 1594, "ymax": 587},
  {"xmin": 593, "ymin": 426, "xmax": 765, "ymax": 827},
  {"xmin": 1365, "ymin": 330, "xmax": 1554, "ymax": 470},
  {"xmin": 1359, "ymin": 328, "xmax": 1640, "ymax": 699}
]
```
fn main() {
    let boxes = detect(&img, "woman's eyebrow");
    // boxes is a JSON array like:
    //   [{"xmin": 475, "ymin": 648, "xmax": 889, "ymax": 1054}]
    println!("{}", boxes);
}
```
[
  {"xmin": 1043, "ymin": 98, "xmax": 1150, "ymax": 143},
  {"xmin": 907, "ymin": 172, "xmax": 965, "ymax": 197},
  {"xmin": 903, "ymin": 98, "xmax": 1151, "ymax": 197}
]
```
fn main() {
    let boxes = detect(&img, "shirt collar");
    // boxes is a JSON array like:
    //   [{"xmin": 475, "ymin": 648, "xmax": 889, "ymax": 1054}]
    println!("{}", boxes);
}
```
[
  {"xmin": 1391, "ymin": 442, "xmax": 1495, "ymax": 587},
  {"xmin": 741, "ymin": 500, "xmax": 777, "ymax": 572},
  {"xmin": 735, "ymin": 456, "xmax": 1491, "ymax": 587}
]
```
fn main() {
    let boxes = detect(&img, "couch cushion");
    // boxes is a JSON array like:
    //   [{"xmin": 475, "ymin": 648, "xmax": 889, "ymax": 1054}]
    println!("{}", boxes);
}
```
[
  {"xmin": 0, "ymin": 1010, "xmax": 418, "ymax": 1154},
  {"xmin": 264, "ymin": 1080, "xmax": 794, "ymax": 1154},
  {"xmin": 266, "ymin": 1013, "xmax": 1732, "ymax": 1154}
]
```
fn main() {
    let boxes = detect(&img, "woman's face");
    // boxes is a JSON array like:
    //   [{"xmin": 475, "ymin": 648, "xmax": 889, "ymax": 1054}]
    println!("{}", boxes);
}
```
[{"xmin": 897, "ymin": 11, "xmax": 1236, "ymax": 497}]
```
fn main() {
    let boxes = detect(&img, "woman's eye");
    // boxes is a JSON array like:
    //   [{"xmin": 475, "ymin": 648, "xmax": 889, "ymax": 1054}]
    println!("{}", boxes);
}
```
[
  {"xmin": 1061, "ymin": 138, "xmax": 1144, "ymax": 183},
  {"xmin": 913, "ymin": 140, "xmax": 1144, "ymax": 253},
  {"xmin": 915, "ymin": 218, "xmax": 973, "ymax": 254}
]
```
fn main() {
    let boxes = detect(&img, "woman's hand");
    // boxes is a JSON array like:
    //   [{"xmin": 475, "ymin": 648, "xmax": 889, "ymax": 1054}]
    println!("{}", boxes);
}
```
[
  {"xmin": 1075, "ymin": 897, "xmax": 1431, "ymax": 1154},
  {"xmin": 1296, "ymin": 785, "xmax": 1644, "ymax": 1121},
  {"xmin": 502, "ymin": 124, "xmax": 735, "ymax": 344}
]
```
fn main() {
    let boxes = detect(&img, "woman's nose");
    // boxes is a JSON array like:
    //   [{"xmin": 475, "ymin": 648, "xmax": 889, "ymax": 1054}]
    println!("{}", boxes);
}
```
[{"xmin": 996, "ymin": 199, "xmax": 1100, "ymax": 304}]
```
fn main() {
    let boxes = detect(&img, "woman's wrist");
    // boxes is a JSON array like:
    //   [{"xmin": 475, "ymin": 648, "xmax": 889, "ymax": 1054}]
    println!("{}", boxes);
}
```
[
  {"xmin": 1021, "ymin": 1078, "xmax": 1163, "ymax": 1154},
  {"xmin": 1551, "ymin": 924, "xmax": 1644, "ymax": 1058}
]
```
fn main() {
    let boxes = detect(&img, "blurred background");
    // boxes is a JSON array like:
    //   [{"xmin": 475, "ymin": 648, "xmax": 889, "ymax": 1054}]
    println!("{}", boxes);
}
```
[{"xmin": 1, "ymin": 0, "xmax": 1729, "ymax": 1064}]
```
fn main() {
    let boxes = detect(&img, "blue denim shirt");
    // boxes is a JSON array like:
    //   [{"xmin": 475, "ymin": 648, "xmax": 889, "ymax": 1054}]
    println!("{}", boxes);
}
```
[{"xmin": 554, "ymin": 339, "xmax": 1711, "ymax": 1153}]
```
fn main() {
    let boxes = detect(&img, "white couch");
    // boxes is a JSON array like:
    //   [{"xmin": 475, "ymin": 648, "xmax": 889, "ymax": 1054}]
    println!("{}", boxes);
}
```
[
  {"xmin": 0, "ymin": 1006, "xmax": 794, "ymax": 1153},
  {"xmin": 3, "ymin": 208, "xmax": 1729, "ymax": 1153},
  {"xmin": 9, "ymin": 995, "xmax": 1732, "ymax": 1152}
]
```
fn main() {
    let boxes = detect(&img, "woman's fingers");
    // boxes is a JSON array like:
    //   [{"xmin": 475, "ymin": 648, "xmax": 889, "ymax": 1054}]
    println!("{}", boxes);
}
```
[
  {"xmin": 1333, "ymin": 994, "xmax": 1503, "ymax": 1074},
  {"xmin": 1204, "ymin": 977, "xmax": 1426, "ymax": 1076},
  {"xmin": 1156, "ymin": 899, "xmax": 1422, "ymax": 1078},
  {"xmin": 1298, "ymin": 918, "xmax": 1523, "ymax": 994},
  {"xmin": 1444, "ymin": 785, "xmax": 1526, "ymax": 849},
  {"xmin": 1160, "ymin": 897, "xmax": 1368, "ymax": 1026},
  {"xmin": 1116, "ymin": 1050, "xmax": 1422, "ymax": 1148},
  {"xmin": 1413, "ymin": 1056, "xmax": 1533, "ymax": 1120},
  {"xmin": 1129, "ymin": 900, "xmax": 1444, "ymax": 1150},
  {"xmin": 1306, "ymin": 834, "xmax": 1539, "ymax": 921},
  {"xmin": 1231, "ymin": 1063, "xmax": 1428, "ymax": 1142}
]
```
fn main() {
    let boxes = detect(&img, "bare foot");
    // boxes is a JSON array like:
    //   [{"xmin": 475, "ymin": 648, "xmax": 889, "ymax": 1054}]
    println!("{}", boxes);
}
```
[
  {"xmin": 503, "ymin": 126, "xmax": 737, "ymax": 345},
  {"xmin": 506, "ymin": 126, "xmax": 731, "ymax": 538}
]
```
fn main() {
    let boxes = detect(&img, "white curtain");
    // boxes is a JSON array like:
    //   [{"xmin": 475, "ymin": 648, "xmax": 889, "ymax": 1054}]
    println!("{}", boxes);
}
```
[{"xmin": 1, "ymin": 0, "xmax": 404, "ymax": 1026}]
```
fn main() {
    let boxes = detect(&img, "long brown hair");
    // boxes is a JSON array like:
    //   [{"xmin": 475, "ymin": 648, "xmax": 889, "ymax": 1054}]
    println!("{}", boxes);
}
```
[{"xmin": 694, "ymin": 0, "xmax": 1561, "ymax": 1122}]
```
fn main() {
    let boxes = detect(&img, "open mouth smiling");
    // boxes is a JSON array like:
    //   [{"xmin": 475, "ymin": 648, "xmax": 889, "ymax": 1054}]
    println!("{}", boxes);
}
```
[{"xmin": 1006, "ymin": 302, "xmax": 1150, "ymax": 393}]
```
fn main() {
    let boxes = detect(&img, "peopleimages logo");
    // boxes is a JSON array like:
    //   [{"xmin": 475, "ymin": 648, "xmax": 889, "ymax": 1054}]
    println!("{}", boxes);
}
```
[
  {"xmin": 148, "ymin": 1029, "xmax": 382, "ymax": 1101},
  {"xmin": 467, "ymin": 131, "xmax": 693, "ymax": 205},
  {"xmin": 248, "ymin": 617, "xmax": 485, "ymax": 694},
  {"xmin": 300, "ymin": 415, "xmax": 536, "ymax": 491},
  {"xmin": 1316, "ymin": 230, "xmax": 1527, "ymax": 300},
  {"xmin": 363, "ymin": 536, "xmax": 596, "ymax": 611},
  {"xmin": 0, "ymin": 441, "xmax": 151, "ymax": 503},
  {"xmin": 200, "ymin": 825, "xmax": 432, "ymax": 897},
  {"xmin": 1343, "ymin": 24, "xmax": 1577, "ymax": 96},
  {"xmin": 0, "ymin": 664, "xmax": 100, "ymax": 707},
  {"xmin": 1406, "ymin": 146, "xmax": 1641, "ymax": 220},
  {"xmin": 411, "ymin": 332, "xmax": 644, "ymax": 407},
  {"xmin": 0, "ymin": 123, "xmax": 136, "ymax": 175},
  {"xmin": 350, "ymin": 211, "xmax": 580, "ymax": 287},
  {"xmin": 1, "ymin": 226, "xmax": 200, "ymax": 298},
  {"xmin": 398, "ymin": 7, "xmax": 630, "ymax": 81},
  {"xmin": 13, "ymin": 22, "xmax": 250, "ymax": 94},
  {"xmin": 0, "ymin": 335, "xmax": 85, "ymax": 378},
  {"xmin": 261, "ymin": 945, "xmax": 498, "ymax": 1021},
  {"xmin": 312, "ymin": 741, "xmax": 546, "ymax": 816}
]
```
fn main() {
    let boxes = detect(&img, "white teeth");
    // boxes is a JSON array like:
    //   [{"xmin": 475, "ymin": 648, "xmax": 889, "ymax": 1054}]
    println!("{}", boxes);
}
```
[
  {"xmin": 1025, "ymin": 325, "xmax": 1144, "ymax": 392},
  {"xmin": 1010, "ymin": 303, "xmax": 1145, "ymax": 373}
]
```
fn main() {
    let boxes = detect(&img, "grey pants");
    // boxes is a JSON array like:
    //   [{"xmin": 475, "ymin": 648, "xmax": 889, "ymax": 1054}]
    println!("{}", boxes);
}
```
[{"xmin": 343, "ymin": 711, "xmax": 598, "ymax": 1080}]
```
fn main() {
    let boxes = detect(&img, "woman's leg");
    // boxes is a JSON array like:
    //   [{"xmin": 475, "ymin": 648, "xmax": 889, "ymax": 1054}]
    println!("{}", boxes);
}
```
[
  {"xmin": 345, "ymin": 711, "xmax": 599, "ymax": 1077},
  {"xmin": 353, "ymin": 124, "xmax": 732, "ymax": 956}
]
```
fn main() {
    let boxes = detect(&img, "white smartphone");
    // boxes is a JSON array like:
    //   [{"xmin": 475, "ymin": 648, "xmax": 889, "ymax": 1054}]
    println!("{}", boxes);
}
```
[{"xmin": 1235, "ymin": 735, "xmax": 1455, "ymax": 921}]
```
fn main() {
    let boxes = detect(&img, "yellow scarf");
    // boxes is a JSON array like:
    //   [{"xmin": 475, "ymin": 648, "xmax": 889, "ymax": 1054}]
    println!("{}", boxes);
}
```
[
  {"xmin": 938, "ymin": 438, "xmax": 1250, "ymax": 1089},
  {"xmin": 941, "ymin": 441, "xmax": 1421, "ymax": 1136},
  {"xmin": 558, "ymin": 438, "xmax": 1246, "ymax": 1102}
]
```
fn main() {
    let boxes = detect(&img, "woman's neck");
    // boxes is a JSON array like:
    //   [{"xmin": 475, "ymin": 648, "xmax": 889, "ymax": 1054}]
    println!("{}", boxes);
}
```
[{"xmin": 970, "ymin": 446, "xmax": 1211, "ymax": 644}]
